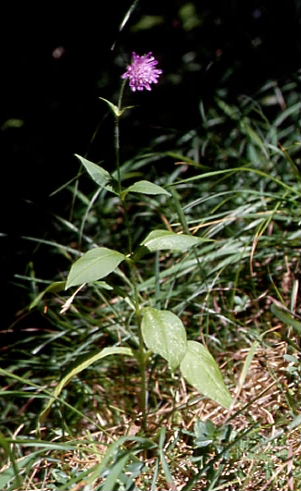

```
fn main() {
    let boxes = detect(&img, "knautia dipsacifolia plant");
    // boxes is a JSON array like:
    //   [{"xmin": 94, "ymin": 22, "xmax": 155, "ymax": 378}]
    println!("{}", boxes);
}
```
[{"xmin": 40, "ymin": 52, "xmax": 232, "ymax": 432}]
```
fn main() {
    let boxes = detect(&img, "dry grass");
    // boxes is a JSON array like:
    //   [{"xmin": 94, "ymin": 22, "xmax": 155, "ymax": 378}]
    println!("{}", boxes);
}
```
[{"xmin": 2, "ymin": 335, "xmax": 299, "ymax": 491}]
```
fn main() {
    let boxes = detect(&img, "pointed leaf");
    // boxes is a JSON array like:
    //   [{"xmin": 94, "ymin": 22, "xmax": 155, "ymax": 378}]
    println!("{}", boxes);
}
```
[
  {"xmin": 0, "ymin": 449, "xmax": 43, "ymax": 488},
  {"xmin": 118, "ymin": 0, "xmax": 140, "ymax": 32},
  {"xmin": 141, "ymin": 307, "xmax": 187, "ymax": 370},
  {"xmin": 40, "ymin": 347, "xmax": 133, "ymax": 422},
  {"xmin": 29, "ymin": 281, "xmax": 65, "ymax": 310},
  {"xmin": 125, "ymin": 180, "xmax": 171, "ymax": 197},
  {"xmin": 75, "ymin": 154, "xmax": 113, "ymax": 190},
  {"xmin": 271, "ymin": 303, "xmax": 301, "ymax": 334},
  {"xmin": 66, "ymin": 247, "xmax": 126, "ymax": 289},
  {"xmin": 101, "ymin": 454, "xmax": 130, "ymax": 491},
  {"xmin": 141, "ymin": 229, "xmax": 201, "ymax": 252},
  {"xmin": 99, "ymin": 97, "xmax": 134, "ymax": 117},
  {"xmin": 180, "ymin": 341, "xmax": 232, "ymax": 409},
  {"xmin": 99, "ymin": 97, "xmax": 121, "ymax": 117}
]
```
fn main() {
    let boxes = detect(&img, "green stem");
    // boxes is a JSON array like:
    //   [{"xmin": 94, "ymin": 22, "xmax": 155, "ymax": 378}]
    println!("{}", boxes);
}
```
[
  {"xmin": 114, "ymin": 80, "xmax": 127, "ymax": 195},
  {"xmin": 133, "ymin": 282, "xmax": 148, "ymax": 433},
  {"xmin": 114, "ymin": 80, "xmax": 148, "ymax": 431},
  {"xmin": 114, "ymin": 79, "xmax": 133, "ymax": 253},
  {"xmin": 123, "ymin": 201, "xmax": 133, "ymax": 254},
  {"xmin": 114, "ymin": 115, "xmax": 122, "ymax": 195}
]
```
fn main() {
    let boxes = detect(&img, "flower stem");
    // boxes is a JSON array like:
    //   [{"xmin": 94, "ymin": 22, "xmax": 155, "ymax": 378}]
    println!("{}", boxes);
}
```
[
  {"xmin": 113, "ymin": 80, "xmax": 148, "ymax": 431},
  {"xmin": 114, "ymin": 115, "xmax": 122, "ymax": 195},
  {"xmin": 133, "ymin": 281, "xmax": 148, "ymax": 433},
  {"xmin": 114, "ymin": 80, "xmax": 127, "ymax": 195}
]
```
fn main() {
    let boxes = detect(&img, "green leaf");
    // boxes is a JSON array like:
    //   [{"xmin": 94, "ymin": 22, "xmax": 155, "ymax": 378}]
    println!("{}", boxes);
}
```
[
  {"xmin": 75, "ymin": 154, "xmax": 113, "ymax": 190},
  {"xmin": 141, "ymin": 229, "xmax": 201, "ymax": 252},
  {"xmin": 180, "ymin": 341, "xmax": 232, "ymax": 409},
  {"xmin": 271, "ymin": 303, "xmax": 301, "ymax": 334},
  {"xmin": 0, "ymin": 433, "xmax": 21, "ymax": 488},
  {"xmin": 237, "ymin": 341, "xmax": 259, "ymax": 393},
  {"xmin": 101, "ymin": 454, "xmax": 130, "ymax": 491},
  {"xmin": 141, "ymin": 307, "xmax": 187, "ymax": 370},
  {"xmin": 158, "ymin": 428, "xmax": 176, "ymax": 488},
  {"xmin": 240, "ymin": 119, "xmax": 269, "ymax": 158},
  {"xmin": 216, "ymin": 98, "xmax": 240, "ymax": 120},
  {"xmin": 29, "ymin": 281, "xmax": 66, "ymax": 310},
  {"xmin": 66, "ymin": 247, "xmax": 126, "ymax": 289},
  {"xmin": 0, "ymin": 448, "xmax": 43, "ymax": 488},
  {"xmin": 118, "ymin": 0, "xmax": 141, "ymax": 33},
  {"xmin": 1, "ymin": 118, "xmax": 24, "ymax": 129},
  {"xmin": 40, "ymin": 347, "xmax": 133, "ymax": 422},
  {"xmin": 99, "ymin": 97, "xmax": 134, "ymax": 117},
  {"xmin": 132, "ymin": 15, "xmax": 164, "ymax": 32},
  {"xmin": 99, "ymin": 97, "xmax": 121, "ymax": 117},
  {"xmin": 124, "ymin": 180, "xmax": 171, "ymax": 197},
  {"xmin": 165, "ymin": 151, "xmax": 209, "ymax": 169}
]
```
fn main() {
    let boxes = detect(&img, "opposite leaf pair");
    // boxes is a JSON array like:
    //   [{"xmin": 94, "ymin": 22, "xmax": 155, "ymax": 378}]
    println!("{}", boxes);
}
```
[
  {"xmin": 141, "ymin": 307, "xmax": 232, "ymax": 409},
  {"xmin": 40, "ymin": 306, "xmax": 232, "ymax": 424},
  {"xmin": 65, "ymin": 230, "xmax": 203, "ymax": 290}
]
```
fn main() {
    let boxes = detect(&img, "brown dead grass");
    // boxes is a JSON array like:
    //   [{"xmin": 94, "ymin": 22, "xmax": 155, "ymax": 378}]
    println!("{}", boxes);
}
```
[
  {"xmin": 69, "ymin": 338, "xmax": 301, "ymax": 490},
  {"xmin": 2, "ymin": 336, "xmax": 300, "ymax": 491}
]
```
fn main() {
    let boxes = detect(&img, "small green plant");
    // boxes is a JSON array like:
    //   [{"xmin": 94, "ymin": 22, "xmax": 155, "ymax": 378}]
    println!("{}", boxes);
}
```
[
  {"xmin": 1, "ymin": 67, "xmax": 300, "ymax": 490},
  {"xmin": 40, "ymin": 52, "xmax": 232, "ymax": 432}
]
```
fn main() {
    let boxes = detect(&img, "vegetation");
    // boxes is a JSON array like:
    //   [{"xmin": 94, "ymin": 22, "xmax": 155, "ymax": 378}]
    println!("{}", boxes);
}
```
[{"xmin": 1, "ymin": 3, "xmax": 300, "ymax": 490}]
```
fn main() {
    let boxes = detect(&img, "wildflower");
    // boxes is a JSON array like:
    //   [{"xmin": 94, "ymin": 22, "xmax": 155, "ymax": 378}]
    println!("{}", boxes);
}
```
[{"xmin": 122, "ymin": 52, "xmax": 162, "ymax": 92}]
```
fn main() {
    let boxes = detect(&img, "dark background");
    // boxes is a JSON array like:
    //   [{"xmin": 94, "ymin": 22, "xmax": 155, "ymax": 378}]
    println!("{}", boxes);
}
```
[{"xmin": 1, "ymin": 0, "xmax": 300, "ymax": 326}]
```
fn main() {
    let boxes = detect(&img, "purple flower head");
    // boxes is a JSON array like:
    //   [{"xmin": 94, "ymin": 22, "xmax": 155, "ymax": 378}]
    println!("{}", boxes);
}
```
[{"xmin": 122, "ymin": 52, "xmax": 162, "ymax": 92}]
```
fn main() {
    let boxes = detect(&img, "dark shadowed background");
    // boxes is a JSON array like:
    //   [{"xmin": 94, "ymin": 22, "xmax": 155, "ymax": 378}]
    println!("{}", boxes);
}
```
[{"xmin": 1, "ymin": 0, "xmax": 300, "ymax": 326}]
